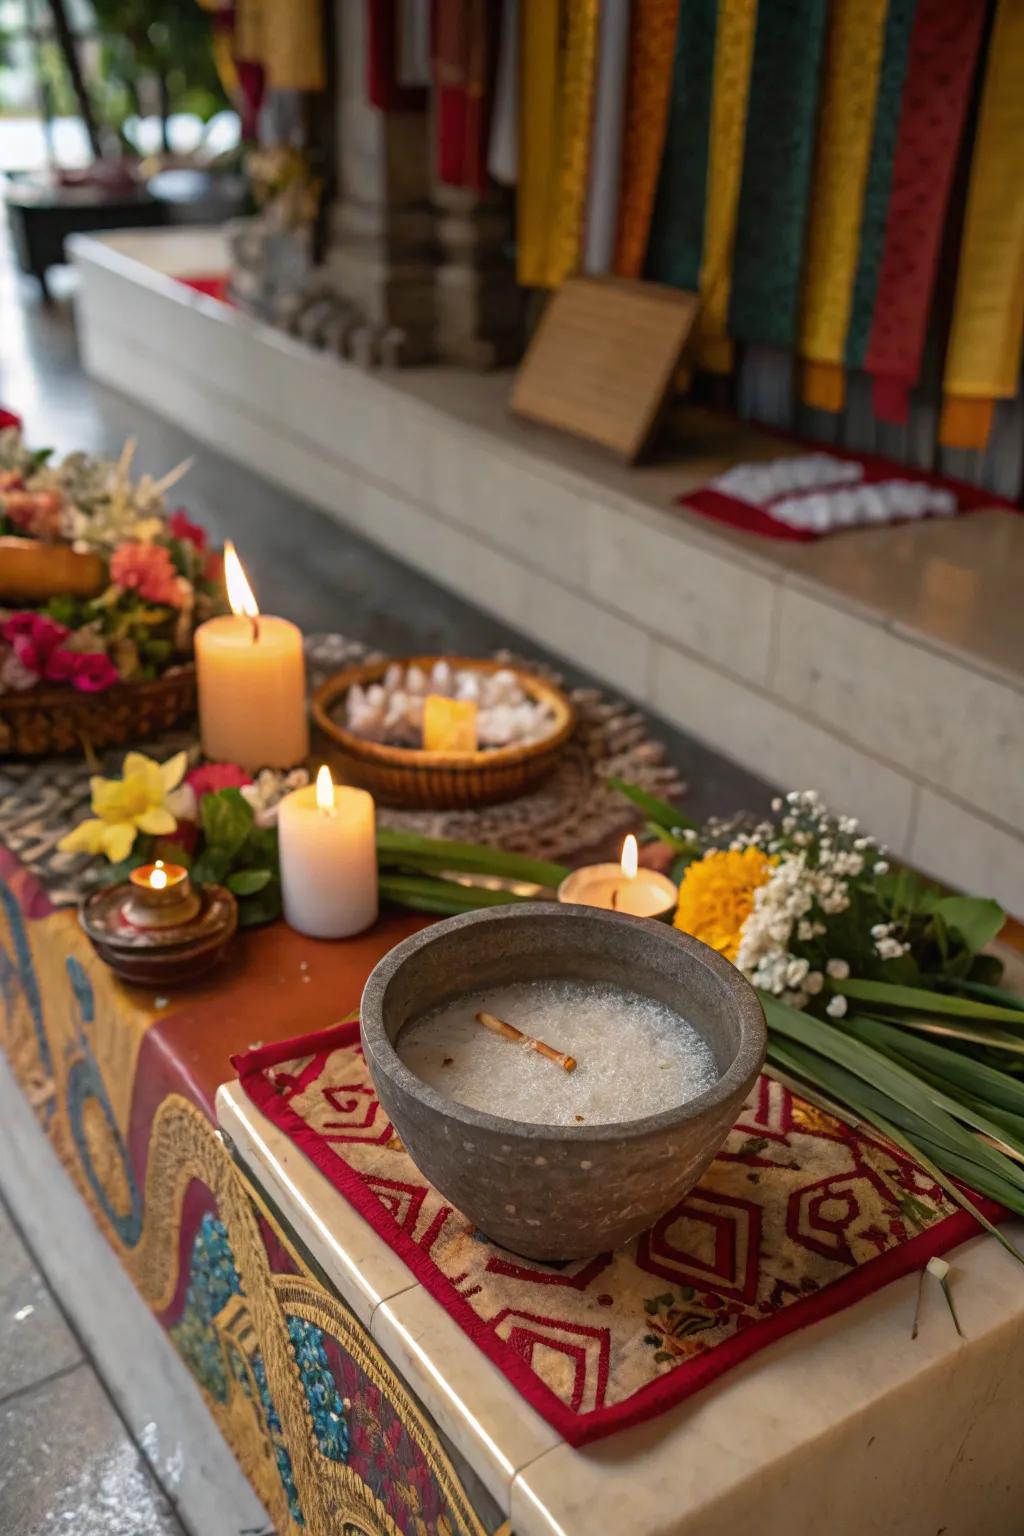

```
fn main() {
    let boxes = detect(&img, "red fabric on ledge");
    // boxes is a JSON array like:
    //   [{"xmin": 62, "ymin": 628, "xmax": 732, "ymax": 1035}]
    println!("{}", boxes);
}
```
[{"xmin": 235, "ymin": 1020, "xmax": 1001, "ymax": 1447}]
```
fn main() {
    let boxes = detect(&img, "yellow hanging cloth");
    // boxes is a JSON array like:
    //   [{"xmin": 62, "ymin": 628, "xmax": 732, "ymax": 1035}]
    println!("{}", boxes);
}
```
[
  {"xmin": 230, "ymin": 0, "xmax": 324, "ymax": 92},
  {"xmin": 799, "ymin": 0, "xmax": 889, "ymax": 412},
  {"xmin": 696, "ymin": 0, "xmax": 758, "ymax": 374},
  {"xmin": 549, "ymin": 0, "xmax": 602, "ymax": 287},
  {"xmin": 940, "ymin": 0, "xmax": 1024, "ymax": 449},
  {"xmin": 518, "ymin": 0, "xmax": 564, "ymax": 286}
]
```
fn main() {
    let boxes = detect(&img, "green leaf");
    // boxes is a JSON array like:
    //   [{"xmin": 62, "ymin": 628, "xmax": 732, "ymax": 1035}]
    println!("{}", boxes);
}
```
[
  {"xmin": 151, "ymin": 840, "xmax": 192, "ymax": 870},
  {"xmin": 200, "ymin": 787, "xmax": 254, "ymax": 859},
  {"xmin": 375, "ymin": 828, "xmax": 568, "ymax": 889},
  {"xmin": 236, "ymin": 883, "xmax": 283, "ymax": 927},
  {"xmin": 847, "ymin": 1017, "xmax": 1024, "ymax": 1118},
  {"xmin": 835, "ymin": 977, "xmax": 1024, "ymax": 1026},
  {"xmin": 607, "ymin": 778, "xmax": 698, "ymax": 832},
  {"xmin": 227, "ymin": 868, "xmax": 272, "ymax": 896},
  {"xmin": 378, "ymin": 873, "xmax": 538, "ymax": 915},
  {"xmin": 933, "ymin": 895, "xmax": 1006, "ymax": 955},
  {"xmin": 951, "ymin": 977, "xmax": 1024, "ymax": 1013},
  {"xmin": 190, "ymin": 847, "xmax": 231, "ymax": 886}
]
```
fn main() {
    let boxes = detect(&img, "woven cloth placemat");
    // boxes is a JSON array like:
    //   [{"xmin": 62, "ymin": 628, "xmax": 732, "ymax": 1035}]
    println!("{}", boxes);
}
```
[
  {"xmin": 0, "ymin": 635, "xmax": 682, "ymax": 906},
  {"xmin": 234, "ymin": 1020, "xmax": 991, "ymax": 1447}
]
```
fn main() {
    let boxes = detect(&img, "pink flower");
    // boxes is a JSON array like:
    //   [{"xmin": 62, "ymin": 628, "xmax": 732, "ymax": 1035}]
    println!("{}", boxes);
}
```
[
  {"xmin": 186, "ymin": 762, "xmax": 253, "ymax": 798},
  {"xmin": 49, "ymin": 651, "xmax": 120, "ymax": 693},
  {"xmin": 168, "ymin": 509, "xmax": 208, "ymax": 551},
  {"xmin": 2, "ymin": 613, "xmax": 70, "ymax": 678},
  {"xmin": 110, "ymin": 542, "xmax": 184, "ymax": 608},
  {"xmin": 2, "ymin": 489, "xmax": 63, "ymax": 538}
]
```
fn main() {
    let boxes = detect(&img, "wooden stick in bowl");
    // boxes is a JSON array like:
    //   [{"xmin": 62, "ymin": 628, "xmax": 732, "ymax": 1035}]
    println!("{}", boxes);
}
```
[{"xmin": 474, "ymin": 1010, "xmax": 577, "ymax": 1073}]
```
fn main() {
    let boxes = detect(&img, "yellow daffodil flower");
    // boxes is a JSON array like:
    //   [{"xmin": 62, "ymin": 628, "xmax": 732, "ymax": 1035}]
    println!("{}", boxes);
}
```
[{"xmin": 59, "ymin": 750, "xmax": 189, "ymax": 864}]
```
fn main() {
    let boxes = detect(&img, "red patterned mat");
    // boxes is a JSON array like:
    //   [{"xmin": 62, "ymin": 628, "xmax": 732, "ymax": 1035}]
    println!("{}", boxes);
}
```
[{"xmin": 235, "ymin": 1021, "xmax": 993, "ymax": 1446}]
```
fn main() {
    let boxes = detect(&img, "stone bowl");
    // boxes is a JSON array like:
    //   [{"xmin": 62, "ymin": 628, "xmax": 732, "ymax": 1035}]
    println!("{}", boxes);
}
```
[{"xmin": 360, "ymin": 903, "xmax": 766, "ymax": 1260}]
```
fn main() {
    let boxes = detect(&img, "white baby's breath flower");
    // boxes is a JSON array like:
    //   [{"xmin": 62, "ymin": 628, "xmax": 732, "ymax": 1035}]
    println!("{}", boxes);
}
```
[
  {"xmin": 771, "ymin": 797, "xmax": 783, "ymax": 812},
  {"xmin": 782, "ymin": 989, "xmax": 809, "ymax": 1011},
  {"xmin": 797, "ymin": 919, "xmax": 814, "ymax": 942},
  {"xmin": 786, "ymin": 957, "xmax": 810, "ymax": 987},
  {"xmin": 804, "ymin": 970, "xmax": 824, "ymax": 995},
  {"xmin": 875, "ymin": 936, "xmax": 907, "ymax": 961},
  {"xmin": 874, "ymin": 860, "xmax": 890, "ymax": 875},
  {"xmin": 870, "ymin": 923, "xmax": 892, "ymax": 939},
  {"xmin": 826, "ymin": 958, "xmax": 850, "ymax": 980},
  {"xmin": 826, "ymin": 994, "xmax": 848, "ymax": 1019}
]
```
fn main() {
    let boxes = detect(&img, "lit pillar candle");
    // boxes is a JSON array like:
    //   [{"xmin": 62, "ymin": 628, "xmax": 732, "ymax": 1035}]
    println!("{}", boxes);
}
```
[
  {"xmin": 557, "ymin": 834, "xmax": 677, "ymax": 920},
  {"xmin": 195, "ymin": 542, "xmax": 309, "ymax": 771},
  {"xmin": 279, "ymin": 765, "xmax": 378, "ymax": 938}
]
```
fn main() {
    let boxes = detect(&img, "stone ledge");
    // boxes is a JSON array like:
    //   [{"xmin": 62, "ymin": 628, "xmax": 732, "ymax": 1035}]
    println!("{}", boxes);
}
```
[{"xmin": 69, "ymin": 230, "xmax": 1024, "ymax": 914}]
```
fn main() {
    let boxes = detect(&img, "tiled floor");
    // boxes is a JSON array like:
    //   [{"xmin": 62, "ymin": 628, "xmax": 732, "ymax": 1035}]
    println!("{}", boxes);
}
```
[{"xmin": 0, "ymin": 1198, "xmax": 186, "ymax": 1535}]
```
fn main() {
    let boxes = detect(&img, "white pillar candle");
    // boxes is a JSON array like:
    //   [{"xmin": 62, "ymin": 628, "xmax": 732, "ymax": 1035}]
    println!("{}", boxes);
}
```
[
  {"xmin": 557, "ymin": 834, "xmax": 677, "ymax": 919},
  {"xmin": 195, "ymin": 543, "xmax": 309, "ymax": 771},
  {"xmin": 279, "ymin": 766, "xmax": 378, "ymax": 938}
]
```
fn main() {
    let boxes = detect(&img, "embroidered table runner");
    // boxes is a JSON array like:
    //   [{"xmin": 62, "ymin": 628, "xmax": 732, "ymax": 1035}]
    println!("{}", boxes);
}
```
[{"xmin": 235, "ymin": 1019, "xmax": 992, "ymax": 1446}]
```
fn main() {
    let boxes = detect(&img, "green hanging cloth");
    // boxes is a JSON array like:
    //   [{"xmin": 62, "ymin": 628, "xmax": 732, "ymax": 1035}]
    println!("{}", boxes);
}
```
[
  {"xmin": 644, "ymin": 0, "xmax": 718, "ymax": 291},
  {"xmin": 844, "ymin": 0, "xmax": 917, "ymax": 369},
  {"xmin": 727, "ymin": 0, "xmax": 829, "ymax": 348}
]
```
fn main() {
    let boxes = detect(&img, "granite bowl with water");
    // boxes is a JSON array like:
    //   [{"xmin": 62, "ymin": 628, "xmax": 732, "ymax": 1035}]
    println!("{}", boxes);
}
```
[{"xmin": 360, "ymin": 903, "xmax": 766, "ymax": 1260}]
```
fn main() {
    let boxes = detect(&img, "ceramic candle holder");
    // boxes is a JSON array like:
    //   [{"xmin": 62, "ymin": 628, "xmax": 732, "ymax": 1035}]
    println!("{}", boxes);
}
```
[
  {"xmin": 80, "ymin": 866, "xmax": 238, "ymax": 988},
  {"xmin": 557, "ymin": 863, "xmax": 677, "ymax": 921}
]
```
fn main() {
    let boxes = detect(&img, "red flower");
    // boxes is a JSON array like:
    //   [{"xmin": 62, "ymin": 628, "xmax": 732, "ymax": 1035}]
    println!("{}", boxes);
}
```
[
  {"xmin": 3, "ymin": 612, "xmax": 69, "ymax": 678},
  {"xmin": 186, "ymin": 762, "xmax": 253, "ymax": 798},
  {"xmin": 46, "ymin": 648, "xmax": 120, "ymax": 692},
  {"xmin": 110, "ymin": 542, "xmax": 184, "ymax": 608},
  {"xmin": 202, "ymin": 549, "xmax": 224, "ymax": 586},
  {"xmin": 3, "ymin": 489, "xmax": 63, "ymax": 538},
  {"xmin": 168, "ymin": 509, "xmax": 208, "ymax": 551}
]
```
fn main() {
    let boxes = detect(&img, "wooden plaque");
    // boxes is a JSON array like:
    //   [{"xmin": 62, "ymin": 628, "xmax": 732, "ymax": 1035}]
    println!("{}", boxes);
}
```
[{"xmin": 510, "ymin": 276, "xmax": 699, "ymax": 462}]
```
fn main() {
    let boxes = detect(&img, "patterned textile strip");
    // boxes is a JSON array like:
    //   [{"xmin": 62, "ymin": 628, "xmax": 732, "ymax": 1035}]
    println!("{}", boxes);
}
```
[
  {"xmin": 844, "ymin": 0, "xmax": 917, "ymax": 372},
  {"xmin": 613, "ymin": 0, "xmax": 680, "ymax": 279},
  {"xmin": 694, "ymin": 0, "xmax": 757, "ymax": 373},
  {"xmin": 727, "ymin": 0, "xmax": 829, "ymax": 351},
  {"xmin": 517, "ymin": 0, "xmax": 564, "ymax": 285},
  {"xmin": 939, "ymin": 0, "xmax": 1024, "ymax": 450},
  {"xmin": 548, "ymin": 0, "xmax": 601, "ymax": 287},
  {"xmin": 367, "ymin": 0, "xmax": 429, "ymax": 110},
  {"xmin": 863, "ymin": 0, "xmax": 987, "ymax": 425},
  {"xmin": 799, "ymin": 0, "xmax": 890, "ymax": 414},
  {"xmin": 644, "ymin": 0, "xmax": 718, "ymax": 292},
  {"xmin": 235, "ymin": 1021, "xmax": 1001, "ymax": 1447},
  {"xmin": 582, "ymin": 0, "xmax": 631, "ymax": 274},
  {"xmin": 432, "ymin": 0, "xmax": 494, "ymax": 194}
]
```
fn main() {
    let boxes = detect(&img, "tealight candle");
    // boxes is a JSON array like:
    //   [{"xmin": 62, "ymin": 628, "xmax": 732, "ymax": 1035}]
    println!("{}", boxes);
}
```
[
  {"xmin": 195, "ymin": 542, "xmax": 309, "ymax": 771},
  {"xmin": 278, "ymin": 765, "xmax": 378, "ymax": 938},
  {"xmin": 126, "ymin": 859, "xmax": 200, "ymax": 928},
  {"xmin": 557, "ymin": 834, "xmax": 677, "ymax": 920}
]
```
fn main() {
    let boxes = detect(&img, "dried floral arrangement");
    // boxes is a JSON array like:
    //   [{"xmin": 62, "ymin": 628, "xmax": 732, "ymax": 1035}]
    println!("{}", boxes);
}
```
[{"xmin": 0, "ymin": 429, "xmax": 225, "ymax": 695}]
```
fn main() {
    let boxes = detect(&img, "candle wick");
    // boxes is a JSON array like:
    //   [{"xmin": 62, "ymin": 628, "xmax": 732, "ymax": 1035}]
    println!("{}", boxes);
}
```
[
  {"xmin": 250, "ymin": 614, "xmax": 260, "ymax": 643},
  {"xmin": 611, "ymin": 888, "xmax": 619, "ymax": 910}
]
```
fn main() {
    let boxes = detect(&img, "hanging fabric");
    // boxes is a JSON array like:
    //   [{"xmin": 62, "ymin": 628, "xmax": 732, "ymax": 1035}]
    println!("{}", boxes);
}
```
[
  {"xmin": 433, "ymin": 0, "xmax": 495, "ymax": 194},
  {"xmin": 939, "ymin": 0, "xmax": 1024, "ymax": 450},
  {"xmin": 368, "ymin": 0, "xmax": 429, "ymax": 109},
  {"xmin": 257, "ymin": 0, "xmax": 325, "ymax": 90},
  {"xmin": 863, "ymin": 0, "xmax": 987, "ymax": 424},
  {"xmin": 645, "ymin": 0, "xmax": 718, "ymax": 291},
  {"xmin": 613, "ymin": 0, "xmax": 680, "ymax": 279},
  {"xmin": 582, "ymin": 0, "xmax": 631, "ymax": 273},
  {"xmin": 799, "ymin": 0, "xmax": 890, "ymax": 414},
  {"xmin": 488, "ymin": 0, "xmax": 520, "ymax": 184},
  {"xmin": 727, "ymin": 0, "xmax": 829, "ymax": 351},
  {"xmin": 518, "ymin": 0, "xmax": 564, "ymax": 285},
  {"xmin": 548, "ymin": 0, "xmax": 602, "ymax": 286},
  {"xmin": 398, "ymin": 0, "xmax": 432, "ymax": 87},
  {"xmin": 843, "ymin": 0, "xmax": 917, "ymax": 372},
  {"xmin": 694, "ymin": 0, "xmax": 758, "ymax": 373}
]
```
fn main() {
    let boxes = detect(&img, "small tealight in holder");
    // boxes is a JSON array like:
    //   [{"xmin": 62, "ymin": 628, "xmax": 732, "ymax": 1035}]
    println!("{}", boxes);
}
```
[
  {"xmin": 557, "ymin": 834, "xmax": 677, "ymax": 921},
  {"xmin": 80, "ymin": 859, "xmax": 238, "ymax": 988}
]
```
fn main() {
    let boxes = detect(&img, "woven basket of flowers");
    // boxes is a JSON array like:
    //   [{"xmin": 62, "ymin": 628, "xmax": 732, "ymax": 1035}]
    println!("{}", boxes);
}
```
[{"xmin": 0, "ymin": 427, "xmax": 224, "ymax": 757}]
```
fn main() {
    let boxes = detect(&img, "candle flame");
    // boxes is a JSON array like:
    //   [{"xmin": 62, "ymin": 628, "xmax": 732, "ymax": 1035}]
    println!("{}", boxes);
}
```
[
  {"xmin": 620, "ymin": 834, "xmax": 638, "ymax": 880},
  {"xmin": 315, "ymin": 764, "xmax": 335, "ymax": 813},
  {"xmin": 224, "ymin": 541, "xmax": 260, "ymax": 619},
  {"xmin": 150, "ymin": 862, "xmax": 168, "ymax": 891}
]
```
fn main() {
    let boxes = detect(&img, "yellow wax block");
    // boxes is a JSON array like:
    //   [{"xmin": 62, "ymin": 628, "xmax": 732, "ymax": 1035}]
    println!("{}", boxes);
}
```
[{"xmin": 423, "ymin": 695, "xmax": 478, "ymax": 753}]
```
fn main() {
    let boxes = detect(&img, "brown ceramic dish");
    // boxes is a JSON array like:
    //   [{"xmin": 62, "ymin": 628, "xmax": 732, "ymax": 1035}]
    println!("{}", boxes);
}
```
[
  {"xmin": 0, "ymin": 664, "xmax": 197, "ymax": 757},
  {"xmin": 360, "ymin": 903, "xmax": 766, "ymax": 1260},
  {"xmin": 312, "ymin": 655, "xmax": 575, "ymax": 810},
  {"xmin": 79, "ymin": 878, "xmax": 237, "ymax": 987}
]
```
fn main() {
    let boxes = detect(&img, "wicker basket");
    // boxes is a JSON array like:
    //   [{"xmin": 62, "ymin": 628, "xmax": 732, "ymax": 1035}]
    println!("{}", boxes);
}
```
[
  {"xmin": 0, "ymin": 665, "xmax": 197, "ymax": 757},
  {"xmin": 313, "ymin": 656, "xmax": 575, "ymax": 809}
]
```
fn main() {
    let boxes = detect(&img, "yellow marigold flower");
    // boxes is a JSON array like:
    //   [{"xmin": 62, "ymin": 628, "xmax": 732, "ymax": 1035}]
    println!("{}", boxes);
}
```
[
  {"xmin": 674, "ymin": 847, "xmax": 776, "ymax": 963},
  {"xmin": 58, "ymin": 750, "xmax": 188, "ymax": 864}
]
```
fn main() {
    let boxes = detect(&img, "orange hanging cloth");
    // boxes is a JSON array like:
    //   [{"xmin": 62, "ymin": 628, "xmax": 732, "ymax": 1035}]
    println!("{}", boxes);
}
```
[
  {"xmin": 939, "ymin": 0, "xmax": 1024, "ymax": 450},
  {"xmin": 613, "ymin": 0, "xmax": 681, "ymax": 279}
]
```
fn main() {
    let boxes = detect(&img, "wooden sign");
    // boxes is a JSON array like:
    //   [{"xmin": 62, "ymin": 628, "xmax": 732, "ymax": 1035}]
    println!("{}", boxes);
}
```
[{"xmin": 510, "ymin": 276, "xmax": 699, "ymax": 462}]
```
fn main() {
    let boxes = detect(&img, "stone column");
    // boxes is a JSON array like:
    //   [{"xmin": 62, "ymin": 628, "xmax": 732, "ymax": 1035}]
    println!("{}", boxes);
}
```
[{"xmin": 433, "ymin": 181, "xmax": 525, "ymax": 369}]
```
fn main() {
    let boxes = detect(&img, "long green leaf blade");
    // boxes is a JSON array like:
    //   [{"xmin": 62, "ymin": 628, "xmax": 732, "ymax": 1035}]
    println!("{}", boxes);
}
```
[
  {"xmin": 607, "ymin": 778, "xmax": 698, "ymax": 832},
  {"xmin": 835, "ymin": 978, "xmax": 1024, "ymax": 1026}
]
